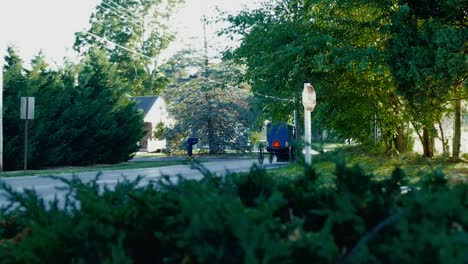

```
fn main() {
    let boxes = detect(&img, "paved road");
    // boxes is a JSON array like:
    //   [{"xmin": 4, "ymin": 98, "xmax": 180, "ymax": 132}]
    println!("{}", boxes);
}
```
[{"xmin": 0, "ymin": 159, "xmax": 286, "ymax": 207}]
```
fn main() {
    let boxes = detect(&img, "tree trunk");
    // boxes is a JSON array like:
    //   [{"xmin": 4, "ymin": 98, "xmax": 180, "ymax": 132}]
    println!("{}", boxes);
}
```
[
  {"xmin": 208, "ymin": 117, "xmax": 215, "ymax": 154},
  {"xmin": 390, "ymin": 94, "xmax": 405, "ymax": 154},
  {"xmin": 395, "ymin": 126, "xmax": 405, "ymax": 154},
  {"xmin": 438, "ymin": 120, "xmax": 449, "ymax": 156},
  {"xmin": 452, "ymin": 84, "xmax": 462, "ymax": 161},
  {"xmin": 422, "ymin": 126, "xmax": 434, "ymax": 158}
]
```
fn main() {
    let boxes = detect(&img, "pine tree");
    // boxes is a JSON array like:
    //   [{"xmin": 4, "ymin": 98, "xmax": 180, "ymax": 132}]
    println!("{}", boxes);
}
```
[
  {"xmin": 68, "ymin": 47, "xmax": 144, "ymax": 164},
  {"xmin": 2, "ymin": 47, "xmax": 28, "ymax": 170}
]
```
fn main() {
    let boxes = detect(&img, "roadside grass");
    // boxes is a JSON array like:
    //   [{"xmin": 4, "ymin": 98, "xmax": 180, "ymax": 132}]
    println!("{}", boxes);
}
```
[
  {"xmin": 192, "ymin": 152, "xmax": 257, "ymax": 159},
  {"xmin": 0, "ymin": 160, "xmax": 190, "ymax": 178},
  {"xmin": 2, "ymin": 145, "xmax": 466, "ymax": 182},
  {"xmin": 0, "ymin": 150, "xmax": 258, "ymax": 178},
  {"xmin": 0, "ymin": 151, "xmax": 258, "ymax": 178},
  {"xmin": 267, "ymin": 149, "xmax": 467, "ymax": 185},
  {"xmin": 345, "ymin": 151, "xmax": 467, "ymax": 184}
]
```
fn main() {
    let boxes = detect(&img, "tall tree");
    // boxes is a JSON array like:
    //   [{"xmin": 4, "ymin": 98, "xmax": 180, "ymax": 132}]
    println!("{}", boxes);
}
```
[
  {"xmin": 2, "ymin": 47, "xmax": 29, "ymax": 170},
  {"xmin": 222, "ymin": 0, "xmax": 409, "ymax": 152},
  {"xmin": 386, "ymin": 0, "xmax": 467, "ymax": 158},
  {"xmin": 68, "ymin": 47, "xmax": 145, "ymax": 164},
  {"xmin": 74, "ymin": 0, "xmax": 184, "ymax": 95},
  {"xmin": 26, "ymin": 56, "xmax": 79, "ymax": 167},
  {"xmin": 2, "ymin": 47, "xmax": 145, "ymax": 170},
  {"xmin": 162, "ymin": 50, "xmax": 254, "ymax": 154}
]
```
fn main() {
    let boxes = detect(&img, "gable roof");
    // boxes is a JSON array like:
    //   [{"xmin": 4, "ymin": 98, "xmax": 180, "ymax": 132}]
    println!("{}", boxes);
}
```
[{"xmin": 134, "ymin": 96, "xmax": 158, "ymax": 117}]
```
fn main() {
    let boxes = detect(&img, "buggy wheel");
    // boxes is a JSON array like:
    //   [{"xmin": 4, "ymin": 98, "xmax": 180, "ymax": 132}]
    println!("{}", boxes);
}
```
[
  {"xmin": 258, "ymin": 144, "xmax": 264, "ymax": 165},
  {"xmin": 269, "ymin": 153, "xmax": 274, "ymax": 164}
]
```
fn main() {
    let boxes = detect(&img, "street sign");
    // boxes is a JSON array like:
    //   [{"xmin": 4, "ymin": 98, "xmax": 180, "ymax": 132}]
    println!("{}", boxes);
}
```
[
  {"xmin": 20, "ymin": 97, "xmax": 35, "ymax": 171},
  {"xmin": 302, "ymin": 83, "xmax": 316, "ymax": 112},
  {"xmin": 20, "ymin": 97, "xmax": 35, "ymax": 120},
  {"xmin": 302, "ymin": 82, "xmax": 316, "ymax": 166}
]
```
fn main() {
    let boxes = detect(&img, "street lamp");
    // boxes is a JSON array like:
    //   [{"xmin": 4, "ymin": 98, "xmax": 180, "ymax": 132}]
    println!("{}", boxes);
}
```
[{"xmin": 302, "ymin": 82, "xmax": 316, "ymax": 165}]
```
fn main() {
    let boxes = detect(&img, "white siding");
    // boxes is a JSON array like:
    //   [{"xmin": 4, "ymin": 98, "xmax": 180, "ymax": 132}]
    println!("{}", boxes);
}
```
[{"xmin": 141, "ymin": 97, "xmax": 173, "ymax": 152}]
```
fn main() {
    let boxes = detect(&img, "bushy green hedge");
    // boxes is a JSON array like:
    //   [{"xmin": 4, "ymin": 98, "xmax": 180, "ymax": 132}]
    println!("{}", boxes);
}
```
[
  {"xmin": 2, "ymin": 47, "xmax": 144, "ymax": 171},
  {"xmin": 0, "ymin": 155, "xmax": 466, "ymax": 263}
]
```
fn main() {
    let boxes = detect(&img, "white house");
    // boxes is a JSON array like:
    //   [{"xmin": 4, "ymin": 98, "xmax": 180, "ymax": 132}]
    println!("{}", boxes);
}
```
[{"xmin": 134, "ymin": 96, "xmax": 173, "ymax": 152}]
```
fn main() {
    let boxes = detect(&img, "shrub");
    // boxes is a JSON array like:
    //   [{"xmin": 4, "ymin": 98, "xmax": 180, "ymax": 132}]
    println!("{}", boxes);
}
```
[{"xmin": 0, "ymin": 153, "xmax": 466, "ymax": 263}]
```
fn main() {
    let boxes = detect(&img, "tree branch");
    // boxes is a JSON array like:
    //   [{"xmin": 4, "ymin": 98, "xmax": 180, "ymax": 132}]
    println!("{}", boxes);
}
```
[{"xmin": 341, "ymin": 210, "xmax": 405, "ymax": 264}]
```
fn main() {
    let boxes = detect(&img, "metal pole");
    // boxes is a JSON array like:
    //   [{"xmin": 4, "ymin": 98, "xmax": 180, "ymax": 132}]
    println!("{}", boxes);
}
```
[
  {"xmin": 24, "ymin": 119, "xmax": 28, "ymax": 171},
  {"xmin": 304, "ymin": 109, "xmax": 311, "ymax": 165},
  {"xmin": 302, "ymin": 82, "xmax": 316, "ymax": 166},
  {"xmin": 294, "ymin": 93, "xmax": 298, "ymax": 140},
  {"xmin": 374, "ymin": 113, "xmax": 378, "ymax": 143},
  {"xmin": 0, "ymin": 50, "xmax": 3, "ymax": 172},
  {"xmin": 24, "ymin": 98, "xmax": 28, "ymax": 171}
]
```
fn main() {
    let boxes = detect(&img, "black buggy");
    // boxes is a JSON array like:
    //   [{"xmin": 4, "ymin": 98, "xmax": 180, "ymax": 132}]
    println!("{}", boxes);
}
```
[{"xmin": 258, "ymin": 122, "xmax": 295, "ymax": 164}]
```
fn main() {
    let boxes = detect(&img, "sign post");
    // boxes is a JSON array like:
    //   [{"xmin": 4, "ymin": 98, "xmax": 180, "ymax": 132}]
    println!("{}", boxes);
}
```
[
  {"xmin": 302, "ymin": 83, "xmax": 316, "ymax": 166},
  {"xmin": 0, "ymin": 52, "xmax": 3, "ymax": 172},
  {"xmin": 21, "ymin": 97, "xmax": 34, "ymax": 171}
]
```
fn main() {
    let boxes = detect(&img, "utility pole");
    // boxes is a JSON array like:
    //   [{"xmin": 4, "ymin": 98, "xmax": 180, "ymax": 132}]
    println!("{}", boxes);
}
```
[
  {"xmin": 202, "ymin": 15, "xmax": 214, "ymax": 153},
  {"xmin": 202, "ymin": 15, "xmax": 209, "ymax": 77},
  {"xmin": 0, "ymin": 49, "xmax": 3, "ymax": 172},
  {"xmin": 293, "ymin": 92, "xmax": 298, "ymax": 141}
]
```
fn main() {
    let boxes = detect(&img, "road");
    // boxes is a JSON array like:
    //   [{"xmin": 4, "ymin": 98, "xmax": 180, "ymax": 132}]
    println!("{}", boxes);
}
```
[{"xmin": 0, "ymin": 159, "xmax": 286, "ymax": 207}]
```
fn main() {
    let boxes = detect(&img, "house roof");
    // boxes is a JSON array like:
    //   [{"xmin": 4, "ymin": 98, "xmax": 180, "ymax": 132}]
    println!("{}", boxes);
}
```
[{"xmin": 134, "ymin": 96, "xmax": 158, "ymax": 117}]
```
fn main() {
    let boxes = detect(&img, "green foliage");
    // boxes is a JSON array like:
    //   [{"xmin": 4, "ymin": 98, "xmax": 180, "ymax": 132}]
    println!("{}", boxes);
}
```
[
  {"xmin": 2, "ymin": 47, "xmax": 144, "ymax": 170},
  {"xmin": 2, "ymin": 47, "xmax": 28, "ymax": 170},
  {"xmin": 153, "ymin": 122, "xmax": 165, "ymax": 140},
  {"xmin": 162, "ymin": 51, "xmax": 255, "ymax": 154},
  {"xmin": 220, "ymin": 0, "xmax": 467, "ymax": 157},
  {"xmin": 462, "ymin": 153, "xmax": 468, "ymax": 160},
  {"xmin": 74, "ymin": 0, "xmax": 185, "ymax": 95},
  {"xmin": 235, "ymin": 165, "xmax": 276, "ymax": 207},
  {"xmin": 0, "ymin": 154, "xmax": 466, "ymax": 263},
  {"xmin": 385, "ymin": 0, "xmax": 467, "ymax": 157},
  {"xmin": 220, "ymin": 0, "xmax": 406, "ymax": 146},
  {"xmin": 65, "ymin": 48, "xmax": 144, "ymax": 165}
]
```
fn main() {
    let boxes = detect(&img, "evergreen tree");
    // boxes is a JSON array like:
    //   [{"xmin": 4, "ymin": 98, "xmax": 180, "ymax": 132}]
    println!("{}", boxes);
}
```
[
  {"xmin": 27, "ymin": 56, "xmax": 78, "ymax": 167},
  {"xmin": 2, "ymin": 46, "xmax": 145, "ymax": 170},
  {"xmin": 68, "ymin": 47, "xmax": 144, "ymax": 164},
  {"xmin": 2, "ymin": 47, "xmax": 28, "ymax": 170}
]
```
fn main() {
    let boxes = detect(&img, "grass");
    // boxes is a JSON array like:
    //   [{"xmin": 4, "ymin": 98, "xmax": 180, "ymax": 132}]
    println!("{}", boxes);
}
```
[
  {"xmin": 345, "ymin": 151, "xmax": 467, "ymax": 183},
  {"xmin": 2, "ymin": 146, "xmax": 466, "ymax": 183},
  {"xmin": 0, "ymin": 159, "xmax": 190, "ymax": 178},
  {"xmin": 266, "ymin": 148, "xmax": 468, "ymax": 185},
  {"xmin": 0, "ymin": 151, "xmax": 258, "ymax": 178}
]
